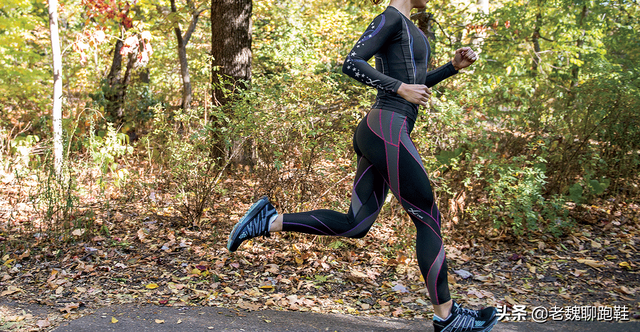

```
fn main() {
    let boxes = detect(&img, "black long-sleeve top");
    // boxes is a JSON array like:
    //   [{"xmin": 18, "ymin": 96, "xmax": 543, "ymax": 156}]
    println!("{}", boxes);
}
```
[{"xmin": 342, "ymin": 6, "xmax": 458, "ymax": 123}]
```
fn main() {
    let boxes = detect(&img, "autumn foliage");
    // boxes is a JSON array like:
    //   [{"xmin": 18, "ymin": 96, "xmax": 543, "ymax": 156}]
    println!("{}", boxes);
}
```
[{"xmin": 0, "ymin": 0, "xmax": 639, "ymax": 328}]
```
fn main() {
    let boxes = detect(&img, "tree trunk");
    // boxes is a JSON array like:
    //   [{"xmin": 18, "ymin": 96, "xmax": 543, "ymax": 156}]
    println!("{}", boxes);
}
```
[
  {"xmin": 571, "ymin": 5, "xmax": 588, "ymax": 88},
  {"xmin": 104, "ymin": 7, "xmax": 134, "ymax": 125},
  {"xmin": 48, "ymin": 0, "xmax": 63, "ymax": 176},
  {"xmin": 105, "ymin": 38, "xmax": 126, "ymax": 123},
  {"xmin": 531, "ymin": 12, "xmax": 542, "ymax": 77},
  {"xmin": 211, "ymin": 0, "xmax": 252, "ymax": 164},
  {"xmin": 177, "ymin": 39, "xmax": 192, "ymax": 110},
  {"xmin": 565, "ymin": 5, "xmax": 589, "ymax": 112},
  {"xmin": 171, "ymin": 0, "xmax": 203, "ymax": 110},
  {"xmin": 478, "ymin": 0, "xmax": 489, "ymax": 15},
  {"xmin": 211, "ymin": 0, "xmax": 252, "ymax": 106}
]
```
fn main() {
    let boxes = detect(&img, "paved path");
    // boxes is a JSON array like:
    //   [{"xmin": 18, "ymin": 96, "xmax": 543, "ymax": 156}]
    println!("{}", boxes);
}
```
[{"xmin": 50, "ymin": 304, "xmax": 638, "ymax": 332}]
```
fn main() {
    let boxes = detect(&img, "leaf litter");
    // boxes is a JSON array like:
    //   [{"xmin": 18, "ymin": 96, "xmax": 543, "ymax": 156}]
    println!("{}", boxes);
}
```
[{"xmin": 0, "ymin": 174, "xmax": 639, "ymax": 331}]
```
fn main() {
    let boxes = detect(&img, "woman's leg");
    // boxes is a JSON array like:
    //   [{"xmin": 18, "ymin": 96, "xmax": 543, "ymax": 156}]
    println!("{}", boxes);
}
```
[
  {"xmin": 276, "ymin": 126, "xmax": 389, "ymax": 237},
  {"xmin": 229, "ymin": 108, "xmax": 497, "ymax": 330},
  {"xmin": 355, "ymin": 109, "xmax": 451, "ymax": 305},
  {"xmin": 275, "ymin": 109, "xmax": 451, "ymax": 305},
  {"xmin": 228, "ymin": 116, "xmax": 388, "ymax": 252}
]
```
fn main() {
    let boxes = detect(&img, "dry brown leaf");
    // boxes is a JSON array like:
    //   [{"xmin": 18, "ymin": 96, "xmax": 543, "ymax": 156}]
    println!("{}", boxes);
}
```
[
  {"xmin": 571, "ymin": 269, "xmax": 588, "ymax": 277},
  {"xmin": 265, "ymin": 264, "xmax": 279, "ymax": 274},
  {"xmin": 60, "ymin": 302, "xmax": 79, "ymax": 313},
  {"xmin": 37, "ymin": 318, "xmax": 51, "ymax": 328},
  {"xmin": 0, "ymin": 286, "xmax": 22, "ymax": 296},
  {"xmin": 576, "ymin": 258, "xmax": 605, "ymax": 269},
  {"xmin": 349, "ymin": 269, "xmax": 367, "ymax": 280},
  {"xmin": 618, "ymin": 286, "xmax": 633, "ymax": 295},
  {"xmin": 137, "ymin": 228, "xmax": 147, "ymax": 242},
  {"xmin": 6, "ymin": 315, "xmax": 25, "ymax": 322},
  {"xmin": 17, "ymin": 249, "xmax": 30, "ymax": 260}
]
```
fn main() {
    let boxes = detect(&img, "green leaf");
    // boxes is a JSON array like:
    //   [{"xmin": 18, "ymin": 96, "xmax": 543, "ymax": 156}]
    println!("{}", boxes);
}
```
[
  {"xmin": 435, "ymin": 148, "xmax": 463, "ymax": 166},
  {"xmin": 569, "ymin": 183, "xmax": 583, "ymax": 204}
]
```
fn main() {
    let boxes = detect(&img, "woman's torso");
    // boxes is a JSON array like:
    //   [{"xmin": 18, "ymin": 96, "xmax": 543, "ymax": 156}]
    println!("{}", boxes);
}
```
[{"xmin": 371, "ymin": 6, "xmax": 430, "ymax": 121}]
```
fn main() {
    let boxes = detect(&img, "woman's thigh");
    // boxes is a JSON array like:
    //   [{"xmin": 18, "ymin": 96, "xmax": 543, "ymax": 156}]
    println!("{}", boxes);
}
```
[{"xmin": 355, "ymin": 109, "xmax": 439, "ymax": 225}]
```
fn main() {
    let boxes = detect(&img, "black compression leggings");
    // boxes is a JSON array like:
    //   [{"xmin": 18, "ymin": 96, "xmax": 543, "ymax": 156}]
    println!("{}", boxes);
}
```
[{"xmin": 282, "ymin": 108, "xmax": 450, "ymax": 305}]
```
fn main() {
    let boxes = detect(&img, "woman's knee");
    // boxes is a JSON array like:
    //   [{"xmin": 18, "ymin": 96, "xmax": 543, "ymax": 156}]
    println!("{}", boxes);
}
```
[{"xmin": 346, "ymin": 229, "xmax": 370, "ymax": 239}]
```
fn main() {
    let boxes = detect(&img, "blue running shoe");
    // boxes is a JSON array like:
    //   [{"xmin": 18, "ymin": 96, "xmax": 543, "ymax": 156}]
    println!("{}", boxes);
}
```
[
  {"xmin": 433, "ymin": 301, "xmax": 498, "ymax": 332},
  {"xmin": 227, "ymin": 196, "xmax": 277, "ymax": 252}
]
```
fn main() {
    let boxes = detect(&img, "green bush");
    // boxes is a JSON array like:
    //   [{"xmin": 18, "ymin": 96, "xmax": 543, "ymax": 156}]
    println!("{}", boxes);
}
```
[
  {"xmin": 141, "ymin": 106, "xmax": 223, "ymax": 224},
  {"xmin": 87, "ymin": 122, "xmax": 133, "ymax": 188},
  {"xmin": 477, "ymin": 155, "xmax": 569, "ymax": 236}
]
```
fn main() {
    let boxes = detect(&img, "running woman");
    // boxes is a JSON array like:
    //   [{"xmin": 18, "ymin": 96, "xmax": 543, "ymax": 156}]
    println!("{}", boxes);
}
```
[{"xmin": 227, "ymin": 1, "xmax": 497, "ymax": 331}]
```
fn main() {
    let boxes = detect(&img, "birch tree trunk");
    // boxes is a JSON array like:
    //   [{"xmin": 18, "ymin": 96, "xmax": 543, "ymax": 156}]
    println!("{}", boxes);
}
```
[
  {"xmin": 48, "ymin": 0, "xmax": 63, "ymax": 176},
  {"xmin": 478, "ymin": 0, "xmax": 489, "ymax": 15}
]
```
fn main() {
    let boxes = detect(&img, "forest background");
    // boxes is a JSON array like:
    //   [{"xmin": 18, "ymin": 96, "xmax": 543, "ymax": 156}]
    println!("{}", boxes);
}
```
[{"xmin": 0, "ymin": 0, "xmax": 639, "ymax": 330}]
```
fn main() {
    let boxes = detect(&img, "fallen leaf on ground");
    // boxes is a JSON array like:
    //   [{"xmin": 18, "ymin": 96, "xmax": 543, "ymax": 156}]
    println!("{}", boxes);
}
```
[
  {"xmin": 576, "ymin": 259, "xmax": 605, "ymax": 269},
  {"xmin": 60, "ymin": 302, "xmax": 79, "ymax": 313},
  {"xmin": 392, "ymin": 283, "xmax": 408, "ymax": 293},
  {"xmin": 37, "ymin": 318, "xmax": 51, "ymax": 328},
  {"xmin": 454, "ymin": 269, "xmax": 473, "ymax": 279},
  {"xmin": 1, "ymin": 286, "xmax": 23, "ymax": 296}
]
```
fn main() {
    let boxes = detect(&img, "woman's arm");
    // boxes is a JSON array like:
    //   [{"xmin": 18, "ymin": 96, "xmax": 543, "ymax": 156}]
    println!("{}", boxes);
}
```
[
  {"xmin": 424, "ymin": 47, "xmax": 478, "ymax": 87},
  {"xmin": 424, "ymin": 62, "xmax": 459, "ymax": 88},
  {"xmin": 342, "ymin": 10, "xmax": 404, "ymax": 92}
]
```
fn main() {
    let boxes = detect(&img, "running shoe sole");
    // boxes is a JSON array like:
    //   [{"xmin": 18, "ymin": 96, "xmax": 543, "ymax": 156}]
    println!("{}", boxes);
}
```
[
  {"xmin": 470, "ymin": 308, "xmax": 498, "ymax": 332},
  {"xmin": 227, "ymin": 196, "xmax": 270, "ymax": 252},
  {"xmin": 435, "ymin": 317, "xmax": 497, "ymax": 332},
  {"xmin": 481, "ymin": 315, "xmax": 498, "ymax": 332},
  {"xmin": 474, "ymin": 310, "xmax": 498, "ymax": 332},
  {"xmin": 485, "ymin": 307, "xmax": 499, "ymax": 331}
]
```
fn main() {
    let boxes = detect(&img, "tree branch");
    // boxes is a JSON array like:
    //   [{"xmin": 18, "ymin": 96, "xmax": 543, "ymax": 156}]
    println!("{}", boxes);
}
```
[
  {"xmin": 183, "ymin": 9, "xmax": 204, "ymax": 46},
  {"xmin": 431, "ymin": 18, "xmax": 453, "ymax": 47}
]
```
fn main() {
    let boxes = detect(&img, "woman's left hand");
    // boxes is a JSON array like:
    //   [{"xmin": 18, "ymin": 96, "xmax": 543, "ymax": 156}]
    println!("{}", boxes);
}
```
[{"xmin": 451, "ymin": 47, "xmax": 478, "ymax": 71}]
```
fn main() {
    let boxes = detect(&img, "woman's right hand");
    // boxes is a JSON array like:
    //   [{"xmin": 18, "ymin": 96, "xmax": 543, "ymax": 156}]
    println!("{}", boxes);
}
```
[{"xmin": 396, "ymin": 83, "xmax": 431, "ymax": 106}]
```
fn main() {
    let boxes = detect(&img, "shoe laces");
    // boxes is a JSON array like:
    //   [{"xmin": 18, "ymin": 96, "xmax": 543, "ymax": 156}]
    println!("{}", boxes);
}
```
[
  {"xmin": 241, "ymin": 213, "xmax": 267, "ymax": 239},
  {"xmin": 243, "ymin": 221, "xmax": 262, "ymax": 238},
  {"xmin": 455, "ymin": 304, "xmax": 480, "ymax": 318}
]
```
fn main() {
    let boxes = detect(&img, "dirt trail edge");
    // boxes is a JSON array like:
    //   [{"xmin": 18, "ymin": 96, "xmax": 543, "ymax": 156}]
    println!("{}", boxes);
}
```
[{"xmin": 47, "ymin": 304, "xmax": 638, "ymax": 332}]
